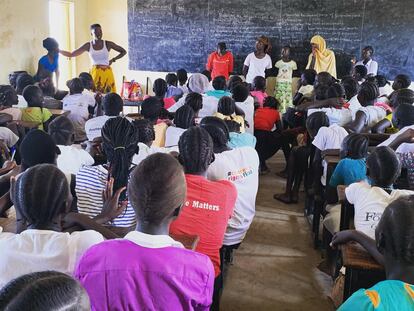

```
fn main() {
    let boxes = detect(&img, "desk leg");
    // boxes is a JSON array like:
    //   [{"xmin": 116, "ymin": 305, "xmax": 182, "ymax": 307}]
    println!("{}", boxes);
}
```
[{"xmin": 343, "ymin": 268, "xmax": 359, "ymax": 301}]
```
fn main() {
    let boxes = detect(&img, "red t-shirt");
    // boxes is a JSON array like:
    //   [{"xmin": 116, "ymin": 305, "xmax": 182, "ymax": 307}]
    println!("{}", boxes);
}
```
[
  {"xmin": 163, "ymin": 97, "xmax": 176, "ymax": 110},
  {"xmin": 169, "ymin": 174, "xmax": 237, "ymax": 276},
  {"xmin": 206, "ymin": 51, "xmax": 234, "ymax": 80},
  {"xmin": 254, "ymin": 107, "xmax": 281, "ymax": 131}
]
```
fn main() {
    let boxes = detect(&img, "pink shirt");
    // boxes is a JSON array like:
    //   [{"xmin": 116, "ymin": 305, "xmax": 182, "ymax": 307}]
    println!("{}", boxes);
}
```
[
  {"xmin": 250, "ymin": 91, "xmax": 268, "ymax": 108},
  {"xmin": 75, "ymin": 232, "xmax": 214, "ymax": 311}
]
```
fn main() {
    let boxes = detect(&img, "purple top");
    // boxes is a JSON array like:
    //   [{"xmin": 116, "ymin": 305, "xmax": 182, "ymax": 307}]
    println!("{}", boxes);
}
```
[{"xmin": 75, "ymin": 238, "xmax": 214, "ymax": 311}]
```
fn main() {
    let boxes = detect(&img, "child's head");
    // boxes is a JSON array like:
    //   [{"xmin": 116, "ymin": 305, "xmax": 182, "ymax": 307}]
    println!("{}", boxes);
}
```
[
  {"xmin": 19, "ymin": 130, "xmax": 60, "ymax": 171},
  {"xmin": 133, "ymin": 118, "xmax": 155, "ymax": 146},
  {"xmin": 252, "ymin": 76, "xmax": 266, "ymax": 92},
  {"xmin": 174, "ymin": 105, "xmax": 195, "ymax": 129},
  {"xmin": 165, "ymin": 73, "xmax": 178, "ymax": 87},
  {"xmin": 340, "ymin": 76, "xmax": 359, "ymax": 100},
  {"xmin": 188, "ymin": 73, "xmax": 210, "ymax": 94},
  {"xmin": 184, "ymin": 92, "xmax": 203, "ymax": 116},
  {"xmin": 141, "ymin": 97, "xmax": 162, "ymax": 122},
  {"xmin": 314, "ymin": 85, "xmax": 330, "ymax": 101},
  {"xmin": 301, "ymin": 69, "xmax": 317, "ymax": 86},
  {"xmin": 178, "ymin": 126, "xmax": 214, "ymax": 174},
  {"xmin": 42, "ymin": 37, "xmax": 59, "ymax": 55},
  {"xmin": 340, "ymin": 133, "xmax": 368, "ymax": 159},
  {"xmin": 228, "ymin": 75, "xmax": 243, "ymax": 93},
  {"xmin": 0, "ymin": 271, "xmax": 90, "ymax": 311},
  {"xmin": 306, "ymin": 111, "xmax": 329, "ymax": 138},
  {"xmin": 201, "ymin": 70, "xmax": 212, "ymax": 82},
  {"xmin": 361, "ymin": 46, "xmax": 374, "ymax": 60},
  {"xmin": 16, "ymin": 73, "xmax": 34, "ymax": 95},
  {"xmin": 212, "ymin": 76, "xmax": 227, "ymax": 91},
  {"xmin": 103, "ymin": 93, "xmax": 123, "ymax": 116},
  {"xmin": 129, "ymin": 153, "xmax": 186, "ymax": 228},
  {"xmin": 48, "ymin": 116, "xmax": 75, "ymax": 146},
  {"xmin": 200, "ymin": 116, "xmax": 230, "ymax": 152},
  {"xmin": 375, "ymin": 75, "xmax": 390, "ymax": 88},
  {"xmin": 326, "ymin": 83, "xmax": 346, "ymax": 99},
  {"xmin": 0, "ymin": 85, "xmax": 18, "ymax": 108},
  {"xmin": 176, "ymin": 69, "xmax": 188, "ymax": 86},
  {"xmin": 79, "ymin": 72, "xmax": 94, "ymax": 91},
  {"xmin": 217, "ymin": 96, "xmax": 236, "ymax": 116},
  {"xmin": 392, "ymin": 89, "xmax": 414, "ymax": 107},
  {"xmin": 315, "ymin": 72, "xmax": 334, "ymax": 88},
  {"xmin": 66, "ymin": 78, "xmax": 84, "ymax": 95},
  {"xmin": 357, "ymin": 81, "xmax": 379, "ymax": 106},
  {"xmin": 392, "ymin": 103, "xmax": 414, "ymax": 130},
  {"xmin": 366, "ymin": 146, "xmax": 400, "ymax": 188},
  {"xmin": 224, "ymin": 120, "xmax": 241, "ymax": 133},
  {"xmin": 11, "ymin": 164, "xmax": 70, "ymax": 230},
  {"xmin": 353, "ymin": 65, "xmax": 368, "ymax": 81},
  {"xmin": 232, "ymin": 83, "xmax": 250, "ymax": 102},
  {"xmin": 22, "ymin": 85, "xmax": 44, "ymax": 108},
  {"xmin": 281, "ymin": 45, "xmax": 291, "ymax": 59},
  {"xmin": 153, "ymin": 78, "xmax": 168, "ymax": 97},
  {"xmin": 375, "ymin": 196, "xmax": 414, "ymax": 267},
  {"xmin": 101, "ymin": 117, "xmax": 139, "ymax": 194},
  {"xmin": 263, "ymin": 96, "xmax": 279, "ymax": 110},
  {"xmin": 392, "ymin": 74, "xmax": 411, "ymax": 91}
]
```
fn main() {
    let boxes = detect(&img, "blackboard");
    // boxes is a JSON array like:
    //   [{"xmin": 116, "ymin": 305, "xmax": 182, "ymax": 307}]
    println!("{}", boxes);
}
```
[{"xmin": 127, "ymin": 0, "xmax": 414, "ymax": 79}]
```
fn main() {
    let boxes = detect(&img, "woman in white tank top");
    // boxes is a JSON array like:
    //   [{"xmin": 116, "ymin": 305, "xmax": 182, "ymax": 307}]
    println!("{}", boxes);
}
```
[{"xmin": 60, "ymin": 24, "xmax": 126, "ymax": 93}]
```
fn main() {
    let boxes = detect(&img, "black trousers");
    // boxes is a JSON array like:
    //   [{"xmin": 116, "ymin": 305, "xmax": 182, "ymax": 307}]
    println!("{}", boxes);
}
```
[{"xmin": 254, "ymin": 129, "xmax": 291, "ymax": 167}]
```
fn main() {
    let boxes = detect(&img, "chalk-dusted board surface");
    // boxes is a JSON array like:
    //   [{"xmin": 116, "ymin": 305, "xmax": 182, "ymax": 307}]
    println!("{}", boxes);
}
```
[{"xmin": 128, "ymin": 0, "xmax": 414, "ymax": 78}]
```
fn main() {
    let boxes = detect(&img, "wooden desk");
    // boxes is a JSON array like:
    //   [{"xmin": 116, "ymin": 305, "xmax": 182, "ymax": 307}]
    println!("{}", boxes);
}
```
[
  {"xmin": 340, "ymin": 242, "xmax": 385, "ymax": 300},
  {"xmin": 49, "ymin": 109, "xmax": 70, "ymax": 117},
  {"xmin": 123, "ymin": 100, "xmax": 143, "ymax": 114},
  {"xmin": 9, "ymin": 120, "xmax": 40, "ymax": 129}
]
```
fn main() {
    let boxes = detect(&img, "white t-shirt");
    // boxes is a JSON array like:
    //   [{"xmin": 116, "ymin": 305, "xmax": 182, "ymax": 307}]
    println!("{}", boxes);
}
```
[
  {"xmin": 207, "ymin": 147, "xmax": 259, "ymax": 245},
  {"xmin": 2, "ymin": 107, "xmax": 22, "ymax": 120},
  {"xmin": 275, "ymin": 60, "xmax": 297, "ymax": 82},
  {"xmin": 308, "ymin": 108, "xmax": 352, "ymax": 127},
  {"xmin": 16, "ymin": 95, "xmax": 28, "ymax": 108},
  {"xmin": 379, "ymin": 125, "xmax": 414, "ymax": 153},
  {"xmin": 355, "ymin": 59, "xmax": 378, "ymax": 76},
  {"xmin": 347, "ymin": 95, "xmax": 362, "ymax": 120},
  {"xmin": 0, "ymin": 127, "xmax": 19, "ymax": 147},
  {"xmin": 298, "ymin": 85, "xmax": 314, "ymax": 98},
  {"xmin": 0, "ymin": 228, "xmax": 104, "ymax": 288},
  {"xmin": 167, "ymin": 94, "xmax": 219, "ymax": 118},
  {"xmin": 244, "ymin": 53, "xmax": 272, "ymax": 84},
  {"xmin": 236, "ymin": 96, "xmax": 255, "ymax": 135},
  {"xmin": 165, "ymin": 126, "xmax": 186, "ymax": 147},
  {"xmin": 345, "ymin": 181, "xmax": 414, "ymax": 238},
  {"xmin": 312, "ymin": 124, "xmax": 349, "ymax": 185},
  {"xmin": 357, "ymin": 106, "xmax": 387, "ymax": 128},
  {"xmin": 57, "ymin": 144, "xmax": 94, "ymax": 175},
  {"xmin": 132, "ymin": 142, "xmax": 178, "ymax": 166},
  {"xmin": 85, "ymin": 115, "xmax": 114, "ymax": 141}
]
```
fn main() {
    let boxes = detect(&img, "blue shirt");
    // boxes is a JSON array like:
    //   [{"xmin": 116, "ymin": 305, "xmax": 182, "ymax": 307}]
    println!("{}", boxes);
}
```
[
  {"xmin": 166, "ymin": 85, "xmax": 183, "ymax": 98},
  {"xmin": 329, "ymin": 158, "xmax": 366, "ymax": 187},
  {"xmin": 39, "ymin": 54, "xmax": 59, "ymax": 73},
  {"xmin": 205, "ymin": 90, "xmax": 232, "ymax": 99},
  {"xmin": 228, "ymin": 132, "xmax": 256, "ymax": 149}
]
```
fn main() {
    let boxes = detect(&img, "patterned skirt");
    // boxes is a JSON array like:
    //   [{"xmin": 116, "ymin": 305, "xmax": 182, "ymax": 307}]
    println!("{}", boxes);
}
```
[
  {"xmin": 90, "ymin": 65, "xmax": 116, "ymax": 93},
  {"xmin": 274, "ymin": 80, "xmax": 293, "ymax": 113}
]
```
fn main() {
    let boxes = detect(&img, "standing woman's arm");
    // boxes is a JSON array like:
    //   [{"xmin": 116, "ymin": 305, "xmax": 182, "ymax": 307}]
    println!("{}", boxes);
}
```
[
  {"xmin": 107, "ymin": 41, "xmax": 127, "ymax": 65},
  {"xmin": 55, "ymin": 67, "xmax": 60, "ymax": 88},
  {"xmin": 59, "ymin": 42, "xmax": 90, "ymax": 58},
  {"xmin": 228, "ymin": 52, "xmax": 234, "ymax": 76}
]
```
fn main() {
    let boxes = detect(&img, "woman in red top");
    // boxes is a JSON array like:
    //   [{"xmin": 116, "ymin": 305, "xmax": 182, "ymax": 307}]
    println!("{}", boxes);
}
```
[{"xmin": 206, "ymin": 42, "xmax": 234, "ymax": 80}]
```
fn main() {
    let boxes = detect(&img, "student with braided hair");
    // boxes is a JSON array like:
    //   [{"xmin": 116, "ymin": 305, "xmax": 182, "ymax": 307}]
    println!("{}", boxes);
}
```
[
  {"xmin": 0, "ymin": 85, "xmax": 22, "ymax": 120},
  {"xmin": 332, "ymin": 196, "xmax": 414, "ymax": 310},
  {"xmin": 141, "ymin": 96, "xmax": 168, "ymax": 147},
  {"xmin": 76, "ymin": 117, "xmax": 138, "ymax": 228},
  {"xmin": 170, "ymin": 126, "xmax": 237, "ymax": 309},
  {"xmin": 15, "ymin": 73, "xmax": 34, "ymax": 107},
  {"xmin": 165, "ymin": 105, "xmax": 195, "ymax": 147},
  {"xmin": 214, "ymin": 96, "xmax": 246, "ymax": 132},
  {"xmin": 76, "ymin": 153, "xmax": 215, "ymax": 310},
  {"xmin": 184, "ymin": 92, "xmax": 203, "ymax": 118}
]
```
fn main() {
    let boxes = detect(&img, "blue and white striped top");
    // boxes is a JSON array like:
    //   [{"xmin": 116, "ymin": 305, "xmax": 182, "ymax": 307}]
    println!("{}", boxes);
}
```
[{"xmin": 76, "ymin": 165, "xmax": 136, "ymax": 228}]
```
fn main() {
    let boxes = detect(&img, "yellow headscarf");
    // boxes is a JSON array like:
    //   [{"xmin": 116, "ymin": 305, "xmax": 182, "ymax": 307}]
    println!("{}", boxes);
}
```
[{"xmin": 306, "ymin": 35, "xmax": 337, "ymax": 78}]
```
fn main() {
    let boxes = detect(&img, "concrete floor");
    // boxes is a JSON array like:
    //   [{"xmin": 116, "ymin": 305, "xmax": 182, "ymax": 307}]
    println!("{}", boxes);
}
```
[{"xmin": 220, "ymin": 155, "xmax": 334, "ymax": 311}]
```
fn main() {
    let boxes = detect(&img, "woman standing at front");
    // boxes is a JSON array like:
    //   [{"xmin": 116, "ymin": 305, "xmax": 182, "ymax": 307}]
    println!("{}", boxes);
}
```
[
  {"xmin": 306, "ymin": 35, "xmax": 337, "ymax": 79},
  {"xmin": 59, "ymin": 24, "xmax": 126, "ymax": 93},
  {"xmin": 243, "ymin": 36, "xmax": 273, "ymax": 85}
]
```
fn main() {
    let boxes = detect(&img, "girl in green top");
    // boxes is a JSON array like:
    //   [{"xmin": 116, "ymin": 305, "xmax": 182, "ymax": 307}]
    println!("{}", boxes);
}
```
[{"xmin": 21, "ymin": 85, "xmax": 52, "ymax": 131}]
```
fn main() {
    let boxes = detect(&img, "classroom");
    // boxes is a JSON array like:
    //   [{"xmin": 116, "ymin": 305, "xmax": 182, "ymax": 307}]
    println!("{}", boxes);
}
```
[{"xmin": 0, "ymin": 0, "xmax": 414, "ymax": 310}]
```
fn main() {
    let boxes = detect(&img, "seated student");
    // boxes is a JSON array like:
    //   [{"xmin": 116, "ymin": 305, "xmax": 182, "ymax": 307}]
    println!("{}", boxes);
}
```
[
  {"xmin": 165, "ymin": 73, "xmax": 183, "ymax": 98},
  {"xmin": 165, "ymin": 105, "xmax": 195, "ymax": 147},
  {"xmin": 392, "ymin": 74, "xmax": 411, "ymax": 93},
  {"xmin": 226, "ymin": 120, "xmax": 256, "ymax": 149},
  {"xmin": 345, "ymin": 81, "xmax": 387, "ymax": 133},
  {"xmin": 79, "ymin": 72, "xmax": 99, "ymax": 107},
  {"xmin": 0, "ymin": 85, "xmax": 22, "ymax": 120},
  {"xmin": 15, "ymin": 73, "xmax": 34, "ymax": 108},
  {"xmin": 85, "ymin": 92, "xmax": 124, "ymax": 141},
  {"xmin": 76, "ymin": 117, "xmax": 138, "ymax": 228},
  {"xmin": 227, "ymin": 75, "xmax": 243, "ymax": 93},
  {"xmin": 214, "ymin": 96, "xmax": 246, "ymax": 132},
  {"xmin": 21, "ymin": 85, "xmax": 52, "ymax": 131},
  {"xmin": 233, "ymin": 83, "xmax": 255, "ymax": 134},
  {"xmin": 292, "ymin": 69, "xmax": 316, "ymax": 106},
  {"xmin": 376, "ymin": 75, "xmax": 392, "ymax": 97},
  {"xmin": 340, "ymin": 76, "xmax": 361, "ymax": 116},
  {"xmin": 76, "ymin": 153, "xmax": 215, "ymax": 310},
  {"xmin": 0, "ymin": 271, "xmax": 91, "ymax": 311},
  {"xmin": 201, "ymin": 69, "xmax": 212, "ymax": 82},
  {"xmin": 314, "ymin": 71, "xmax": 335, "ymax": 88},
  {"xmin": 132, "ymin": 119, "xmax": 177, "ymax": 166},
  {"xmin": 353, "ymin": 64, "xmax": 368, "ymax": 84},
  {"xmin": 169, "ymin": 127, "xmax": 237, "ymax": 307},
  {"xmin": 62, "ymin": 78, "xmax": 95, "ymax": 142},
  {"xmin": 176, "ymin": 68, "xmax": 189, "ymax": 94},
  {"xmin": 153, "ymin": 78, "xmax": 176, "ymax": 110},
  {"xmin": 184, "ymin": 92, "xmax": 203, "ymax": 119},
  {"xmin": 48, "ymin": 116, "xmax": 94, "ymax": 175},
  {"xmin": 201, "ymin": 117, "xmax": 259, "ymax": 261},
  {"xmin": 345, "ymin": 146, "xmax": 414, "ymax": 239},
  {"xmin": 0, "ymin": 163, "xmax": 125, "ymax": 288},
  {"xmin": 254, "ymin": 96, "xmax": 286, "ymax": 173},
  {"xmin": 206, "ymin": 75, "xmax": 232, "ymax": 99},
  {"xmin": 250, "ymin": 76, "xmax": 268, "ymax": 108},
  {"xmin": 141, "ymin": 97, "xmax": 168, "ymax": 147},
  {"xmin": 331, "ymin": 196, "xmax": 414, "ymax": 311}
]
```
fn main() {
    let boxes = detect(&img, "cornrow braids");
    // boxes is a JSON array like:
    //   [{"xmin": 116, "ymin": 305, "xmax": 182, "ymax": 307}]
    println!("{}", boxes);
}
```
[
  {"xmin": 212, "ymin": 76, "xmax": 227, "ymax": 91},
  {"xmin": 128, "ymin": 153, "xmax": 186, "ymax": 225},
  {"xmin": 133, "ymin": 119, "xmax": 155, "ymax": 144},
  {"xmin": 184, "ymin": 92, "xmax": 203, "ymax": 114},
  {"xmin": 228, "ymin": 75, "xmax": 243, "ymax": 93},
  {"xmin": 200, "ymin": 116, "xmax": 230, "ymax": 153},
  {"xmin": 0, "ymin": 85, "xmax": 18, "ymax": 107},
  {"xmin": 16, "ymin": 73, "xmax": 34, "ymax": 95},
  {"xmin": 174, "ymin": 105, "xmax": 195, "ymax": 129},
  {"xmin": 141, "ymin": 97, "xmax": 162, "ymax": 122},
  {"xmin": 12, "ymin": 164, "xmax": 69, "ymax": 229},
  {"xmin": 341, "ymin": 76, "xmax": 359, "ymax": 100},
  {"xmin": 218, "ymin": 96, "xmax": 236, "ymax": 116},
  {"xmin": 358, "ymin": 81, "xmax": 379, "ymax": 105},
  {"xmin": 101, "ymin": 117, "xmax": 139, "ymax": 192},
  {"xmin": 224, "ymin": 119, "xmax": 241, "ymax": 133},
  {"xmin": 326, "ymin": 83, "xmax": 346, "ymax": 99},
  {"xmin": 340, "ymin": 133, "xmax": 368, "ymax": 160},
  {"xmin": 48, "ymin": 116, "xmax": 75, "ymax": 145},
  {"xmin": 178, "ymin": 126, "xmax": 214, "ymax": 174},
  {"xmin": 153, "ymin": 78, "xmax": 168, "ymax": 97},
  {"xmin": 366, "ymin": 146, "xmax": 401, "ymax": 188}
]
